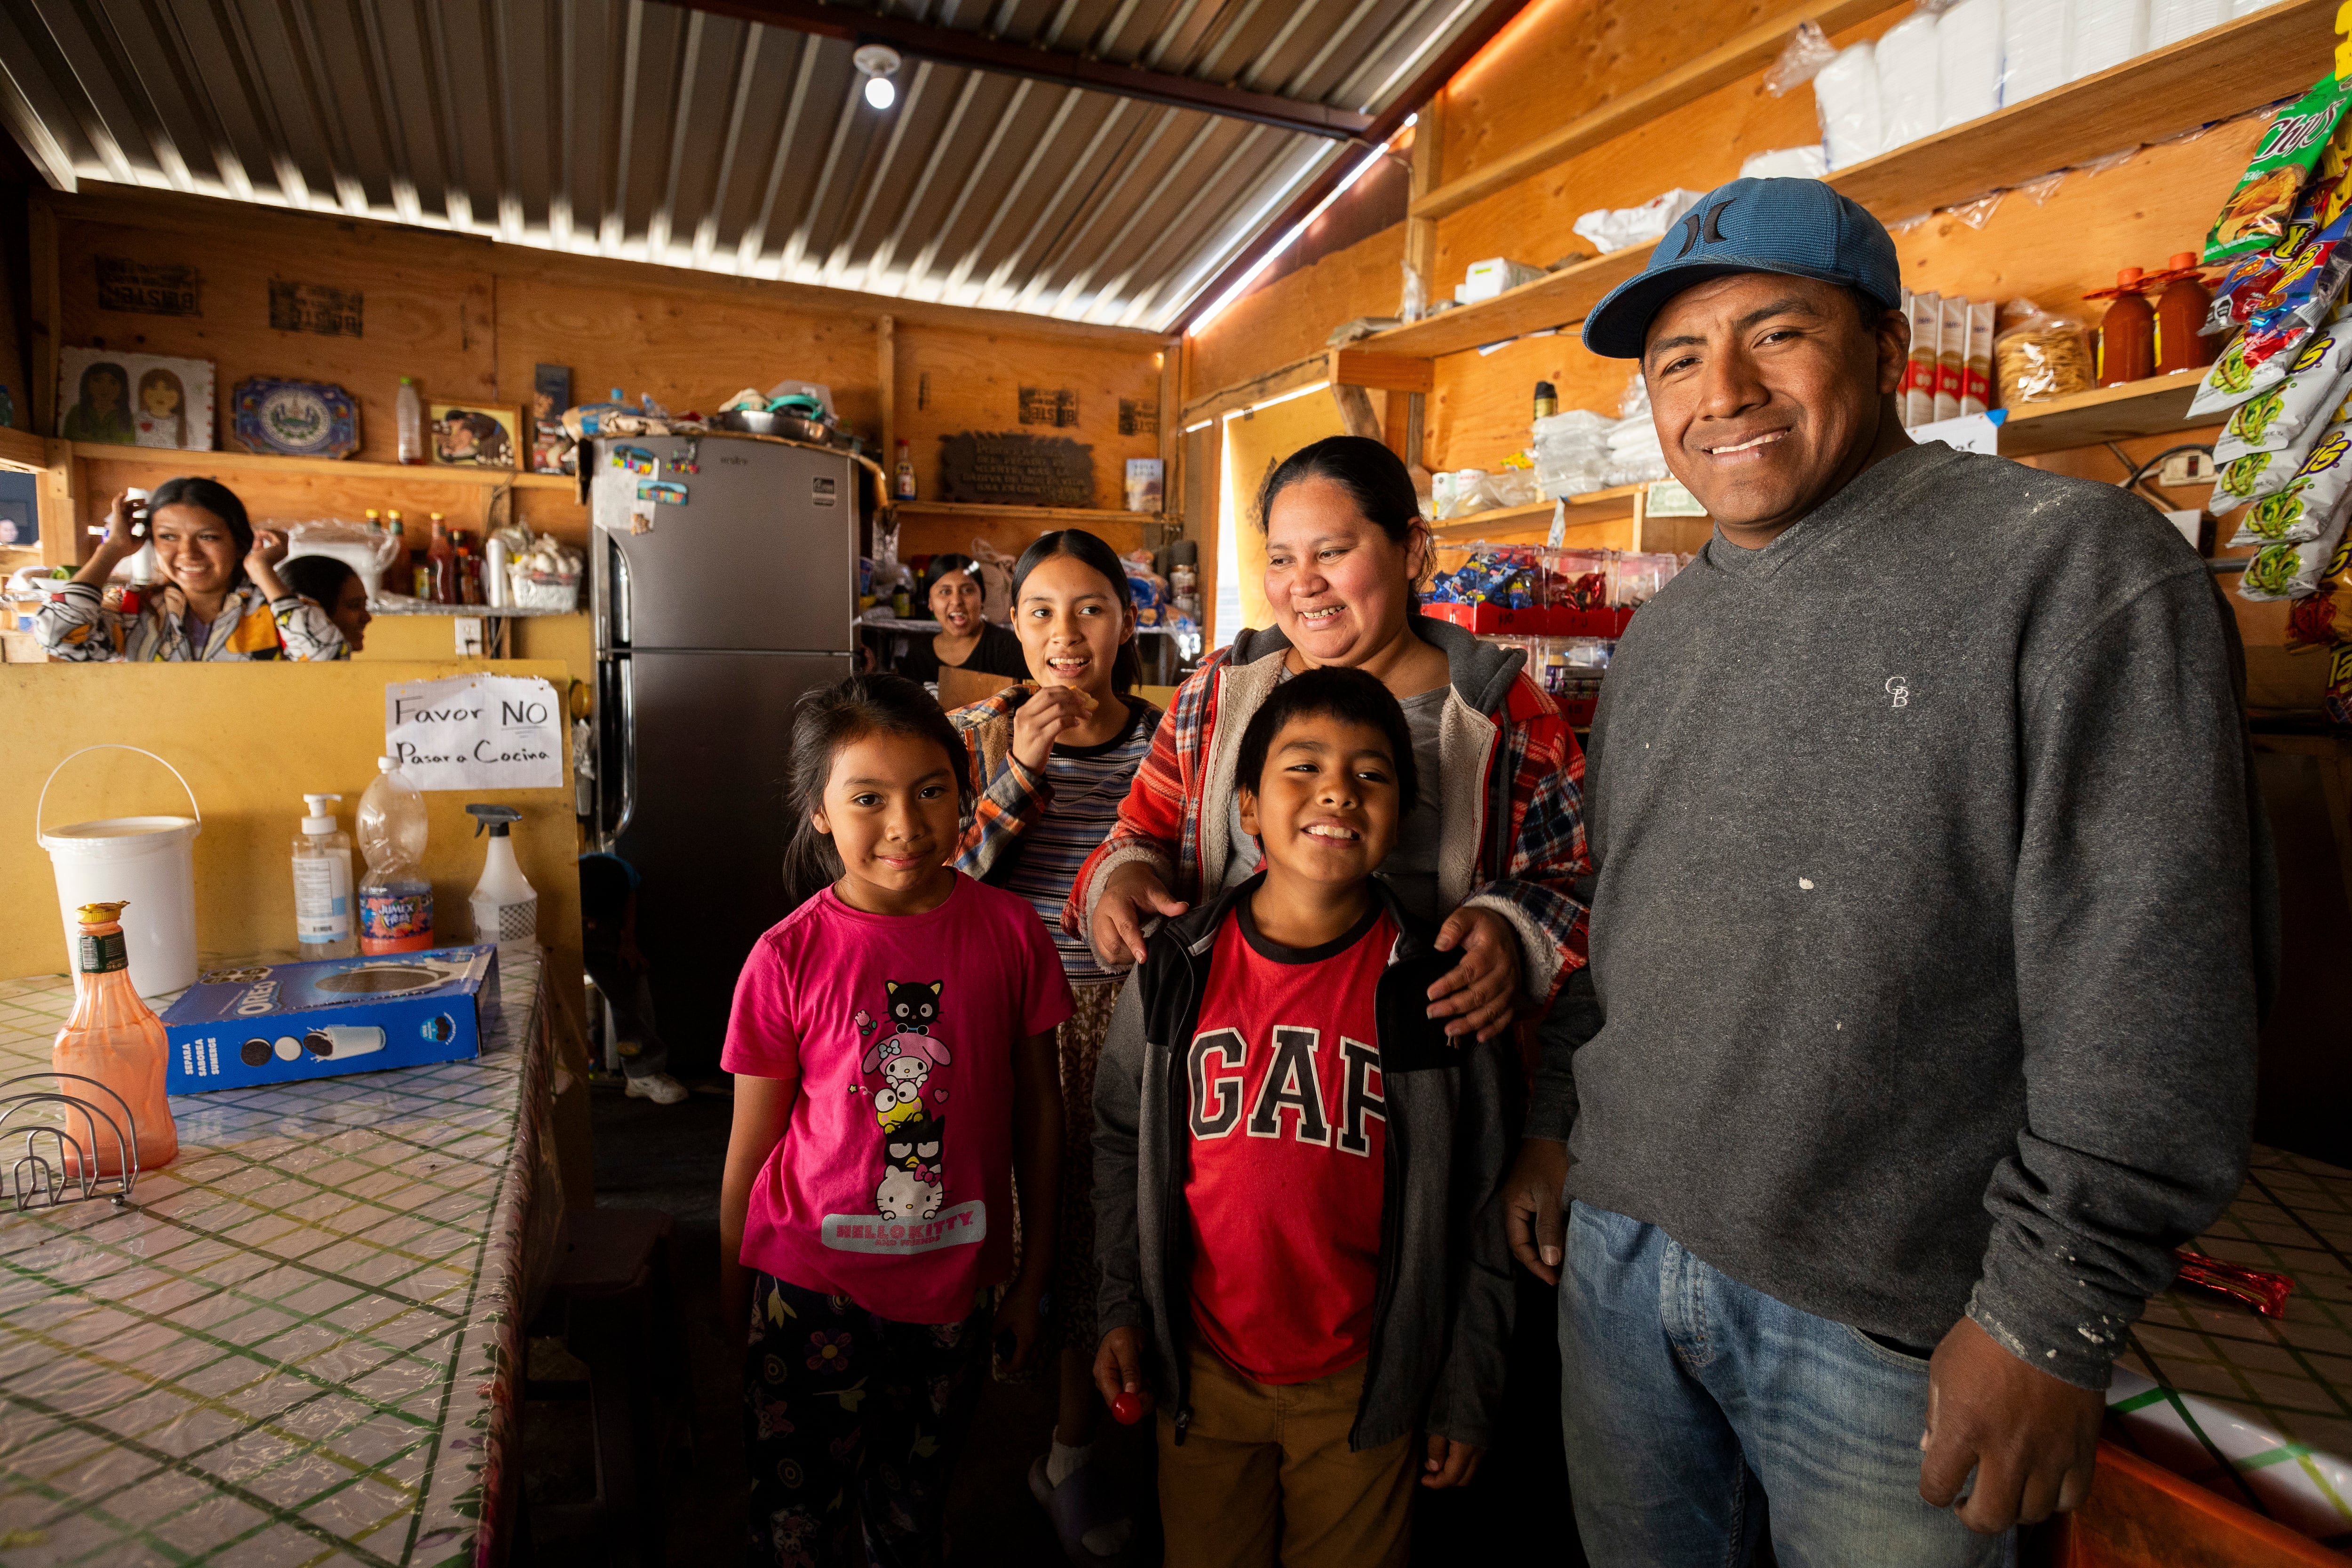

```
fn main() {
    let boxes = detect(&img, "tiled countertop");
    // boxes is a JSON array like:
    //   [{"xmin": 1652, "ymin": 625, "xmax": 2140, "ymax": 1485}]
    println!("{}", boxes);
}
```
[
  {"xmin": 0, "ymin": 949, "xmax": 558, "ymax": 1568},
  {"xmin": 2111, "ymin": 1145, "xmax": 2352, "ymax": 1548}
]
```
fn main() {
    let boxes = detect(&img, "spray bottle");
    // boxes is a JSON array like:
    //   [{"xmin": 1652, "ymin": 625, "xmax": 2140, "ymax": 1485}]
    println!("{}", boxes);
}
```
[
  {"xmin": 464, "ymin": 804, "xmax": 538, "ymax": 945},
  {"xmin": 292, "ymin": 793, "xmax": 357, "ymax": 959}
]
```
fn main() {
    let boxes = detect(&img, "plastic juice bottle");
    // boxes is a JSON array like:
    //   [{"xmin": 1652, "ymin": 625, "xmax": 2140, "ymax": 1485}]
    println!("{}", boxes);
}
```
[
  {"xmin": 356, "ymin": 757, "xmax": 435, "ymax": 954},
  {"xmin": 52, "ymin": 901, "xmax": 178, "ymax": 1176},
  {"xmin": 293, "ymin": 793, "xmax": 358, "ymax": 959},
  {"xmin": 427, "ymin": 516, "xmax": 456, "ymax": 604},
  {"xmin": 397, "ymin": 377, "xmax": 425, "ymax": 464}
]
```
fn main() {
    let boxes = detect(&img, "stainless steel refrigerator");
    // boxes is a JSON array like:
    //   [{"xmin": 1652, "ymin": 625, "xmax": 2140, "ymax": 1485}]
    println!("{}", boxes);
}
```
[{"xmin": 590, "ymin": 432, "xmax": 859, "ymax": 1069}]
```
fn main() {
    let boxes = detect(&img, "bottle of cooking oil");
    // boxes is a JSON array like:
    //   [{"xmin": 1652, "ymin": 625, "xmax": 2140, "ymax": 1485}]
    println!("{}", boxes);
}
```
[{"xmin": 52, "ymin": 901, "xmax": 178, "ymax": 1175}]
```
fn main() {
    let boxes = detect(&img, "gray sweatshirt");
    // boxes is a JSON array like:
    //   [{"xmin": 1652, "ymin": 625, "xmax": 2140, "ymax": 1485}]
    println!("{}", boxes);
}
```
[{"xmin": 1534, "ymin": 441, "xmax": 2265, "ymax": 1389}]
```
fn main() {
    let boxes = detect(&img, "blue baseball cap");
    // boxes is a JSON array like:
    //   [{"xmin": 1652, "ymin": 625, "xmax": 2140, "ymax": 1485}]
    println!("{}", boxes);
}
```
[{"xmin": 1581, "ymin": 178, "xmax": 1902, "ymax": 359}]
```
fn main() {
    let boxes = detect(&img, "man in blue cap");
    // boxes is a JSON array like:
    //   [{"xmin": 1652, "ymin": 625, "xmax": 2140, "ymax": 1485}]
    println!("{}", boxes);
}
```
[{"xmin": 1501, "ymin": 179, "xmax": 2269, "ymax": 1561}]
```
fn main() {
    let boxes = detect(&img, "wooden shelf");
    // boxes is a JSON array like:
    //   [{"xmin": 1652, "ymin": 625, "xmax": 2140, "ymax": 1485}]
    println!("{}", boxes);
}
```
[
  {"xmin": 1994, "ymin": 369, "xmax": 2210, "ymax": 455},
  {"xmin": 1431, "ymin": 484, "xmax": 1651, "ymax": 541},
  {"xmin": 1363, "ymin": 0, "xmax": 2333, "ymax": 365},
  {"xmin": 886, "ymin": 499, "xmax": 1166, "ymax": 525},
  {"xmin": 369, "ymin": 600, "xmax": 580, "ymax": 618},
  {"xmin": 68, "ymin": 443, "xmax": 580, "ymax": 491},
  {"xmin": 0, "ymin": 428, "xmax": 48, "ymax": 470}
]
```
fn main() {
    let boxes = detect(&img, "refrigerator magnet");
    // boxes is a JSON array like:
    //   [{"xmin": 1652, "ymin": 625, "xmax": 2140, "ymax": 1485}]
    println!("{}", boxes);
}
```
[
  {"xmin": 627, "ymin": 501, "xmax": 656, "ymax": 535},
  {"xmin": 636, "ymin": 478, "xmax": 688, "ymax": 506},
  {"xmin": 613, "ymin": 444, "xmax": 656, "ymax": 476}
]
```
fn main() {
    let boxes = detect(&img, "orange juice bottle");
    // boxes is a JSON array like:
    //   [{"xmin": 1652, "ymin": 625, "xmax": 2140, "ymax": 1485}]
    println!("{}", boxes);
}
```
[{"xmin": 52, "ymin": 901, "xmax": 178, "ymax": 1176}]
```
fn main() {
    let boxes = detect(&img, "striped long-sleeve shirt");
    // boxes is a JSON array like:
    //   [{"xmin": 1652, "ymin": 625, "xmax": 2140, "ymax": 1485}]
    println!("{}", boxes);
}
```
[{"xmin": 951, "ymin": 687, "xmax": 1164, "ymax": 982}]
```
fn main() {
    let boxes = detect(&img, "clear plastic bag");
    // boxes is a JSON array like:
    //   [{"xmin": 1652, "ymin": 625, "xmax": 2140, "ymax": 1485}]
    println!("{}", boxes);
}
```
[
  {"xmin": 1400, "ymin": 262, "xmax": 1426, "ymax": 324},
  {"xmin": 1764, "ymin": 21, "xmax": 1838, "ymax": 95},
  {"xmin": 1993, "ymin": 300, "xmax": 2096, "ymax": 403},
  {"xmin": 1936, "ymin": 0, "xmax": 2003, "ymax": 128},
  {"xmin": 2000, "ymin": 0, "xmax": 2072, "ymax": 104},
  {"xmin": 278, "ymin": 519, "xmax": 405, "ymax": 597},
  {"xmin": 1875, "ymin": 15, "xmax": 1941, "ymax": 154}
]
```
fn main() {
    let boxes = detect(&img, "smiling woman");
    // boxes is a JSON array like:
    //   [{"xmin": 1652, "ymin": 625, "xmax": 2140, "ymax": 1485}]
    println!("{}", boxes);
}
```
[
  {"xmin": 35, "ymin": 477, "xmax": 349, "ymax": 661},
  {"xmin": 880, "ymin": 552, "xmax": 1029, "ymax": 688}
]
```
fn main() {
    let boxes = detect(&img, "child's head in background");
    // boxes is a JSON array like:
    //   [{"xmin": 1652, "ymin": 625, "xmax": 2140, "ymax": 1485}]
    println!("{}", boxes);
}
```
[
  {"xmin": 1234, "ymin": 666, "xmax": 1416, "ymax": 904},
  {"xmin": 782, "ymin": 674, "xmax": 972, "ymax": 916}
]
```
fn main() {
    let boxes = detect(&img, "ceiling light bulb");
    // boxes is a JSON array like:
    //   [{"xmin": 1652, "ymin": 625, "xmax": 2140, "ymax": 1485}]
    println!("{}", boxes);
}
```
[{"xmin": 853, "ymin": 43, "xmax": 901, "ymax": 111}]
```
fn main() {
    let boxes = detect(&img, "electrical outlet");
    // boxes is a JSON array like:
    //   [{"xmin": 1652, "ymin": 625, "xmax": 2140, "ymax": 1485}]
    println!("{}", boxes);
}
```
[
  {"xmin": 2158, "ymin": 452, "xmax": 2217, "ymax": 487},
  {"xmin": 453, "ymin": 616, "xmax": 485, "ymax": 656}
]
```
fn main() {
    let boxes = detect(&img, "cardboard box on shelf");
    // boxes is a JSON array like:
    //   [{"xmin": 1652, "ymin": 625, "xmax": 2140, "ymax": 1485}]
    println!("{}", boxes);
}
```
[{"xmin": 160, "ymin": 944, "xmax": 499, "ymax": 1093}]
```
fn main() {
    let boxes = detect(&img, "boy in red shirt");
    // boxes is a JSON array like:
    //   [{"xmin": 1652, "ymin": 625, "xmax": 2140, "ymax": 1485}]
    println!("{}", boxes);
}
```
[{"xmin": 1090, "ymin": 667, "xmax": 1516, "ymax": 1568}]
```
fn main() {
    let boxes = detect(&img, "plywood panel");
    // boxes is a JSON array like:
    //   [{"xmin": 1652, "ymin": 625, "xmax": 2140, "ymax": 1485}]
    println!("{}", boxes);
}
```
[
  {"xmin": 893, "ymin": 324, "xmax": 1163, "ymax": 511},
  {"xmin": 53, "ymin": 214, "xmax": 496, "ymax": 465},
  {"xmin": 1191, "ymin": 225, "xmax": 1407, "ymax": 402},
  {"xmin": 897, "ymin": 513, "xmax": 1149, "ymax": 561}
]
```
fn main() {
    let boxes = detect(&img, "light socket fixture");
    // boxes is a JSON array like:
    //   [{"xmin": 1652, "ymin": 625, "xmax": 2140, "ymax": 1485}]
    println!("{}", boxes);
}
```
[{"xmin": 854, "ymin": 44, "xmax": 901, "ymax": 110}]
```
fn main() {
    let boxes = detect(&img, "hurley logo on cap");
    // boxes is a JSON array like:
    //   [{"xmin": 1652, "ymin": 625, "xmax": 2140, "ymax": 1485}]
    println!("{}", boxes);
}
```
[{"xmin": 1673, "ymin": 199, "xmax": 1734, "ymax": 258}]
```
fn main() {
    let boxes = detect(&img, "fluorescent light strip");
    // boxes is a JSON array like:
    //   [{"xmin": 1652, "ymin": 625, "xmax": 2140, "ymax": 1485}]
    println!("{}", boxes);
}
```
[
  {"xmin": 1223, "ymin": 381, "xmax": 1329, "ymax": 420},
  {"xmin": 1188, "ymin": 120, "xmax": 1412, "ymax": 338}
]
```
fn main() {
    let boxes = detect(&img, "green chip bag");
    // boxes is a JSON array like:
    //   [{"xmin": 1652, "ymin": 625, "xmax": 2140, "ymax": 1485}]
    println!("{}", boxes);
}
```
[{"xmin": 2206, "ymin": 74, "xmax": 2352, "ymax": 266}]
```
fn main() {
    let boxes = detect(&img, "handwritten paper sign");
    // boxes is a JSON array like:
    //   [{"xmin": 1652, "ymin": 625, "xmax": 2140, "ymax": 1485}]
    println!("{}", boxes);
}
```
[{"xmin": 384, "ymin": 674, "xmax": 564, "ymax": 790}]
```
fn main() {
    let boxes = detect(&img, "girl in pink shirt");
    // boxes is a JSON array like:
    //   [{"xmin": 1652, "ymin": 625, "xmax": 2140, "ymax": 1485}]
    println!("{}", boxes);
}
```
[{"xmin": 718, "ymin": 675, "xmax": 1071, "ymax": 1568}]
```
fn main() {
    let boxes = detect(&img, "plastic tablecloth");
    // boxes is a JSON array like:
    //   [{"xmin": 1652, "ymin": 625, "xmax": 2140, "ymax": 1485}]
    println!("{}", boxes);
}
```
[
  {"xmin": 2111, "ymin": 1145, "xmax": 2352, "ymax": 1548},
  {"xmin": 0, "ymin": 948, "xmax": 558, "ymax": 1568}
]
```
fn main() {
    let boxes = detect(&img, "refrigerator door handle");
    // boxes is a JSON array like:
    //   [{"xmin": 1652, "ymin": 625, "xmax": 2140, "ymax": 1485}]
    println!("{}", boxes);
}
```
[
  {"xmin": 614, "ymin": 655, "xmax": 639, "ymax": 844},
  {"xmin": 609, "ymin": 532, "xmax": 634, "ymax": 649}
]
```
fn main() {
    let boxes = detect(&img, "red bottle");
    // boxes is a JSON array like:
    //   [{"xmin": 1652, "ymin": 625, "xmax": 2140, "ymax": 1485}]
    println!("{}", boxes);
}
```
[
  {"xmin": 2147, "ymin": 252, "xmax": 2220, "ymax": 374},
  {"xmin": 2085, "ymin": 267, "xmax": 2155, "ymax": 387},
  {"xmin": 427, "ymin": 515, "xmax": 457, "ymax": 604}
]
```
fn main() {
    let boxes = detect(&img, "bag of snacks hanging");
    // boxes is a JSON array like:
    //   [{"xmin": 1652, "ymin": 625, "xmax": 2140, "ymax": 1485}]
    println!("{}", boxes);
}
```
[
  {"xmin": 2204, "ymin": 73, "xmax": 2352, "ymax": 265},
  {"xmin": 2239, "ymin": 492, "xmax": 2350, "ymax": 601},
  {"xmin": 2284, "ymin": 531, "xmax": 2352, "ymax": 648},
  {"xmin": 2231, "ymin": 422, "xmax": 2352, "ymax": 546},
  {"xmin": 1993, "ymin": 300, "xmax": 2095, "ymax": 405},
  {"xmin": 2213, "ymin": 329, "xmax": 2352, "ymax": 462}
]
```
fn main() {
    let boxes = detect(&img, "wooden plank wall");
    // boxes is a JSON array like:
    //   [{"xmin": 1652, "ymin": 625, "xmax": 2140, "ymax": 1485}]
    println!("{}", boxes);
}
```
[
  {"xmin": 28, "ymin": 188, "xmax": 1165, "ymax": 561},
  {"xmin": 1185, "ymin": 0, "xmax": 2296, "ymax": 672}
]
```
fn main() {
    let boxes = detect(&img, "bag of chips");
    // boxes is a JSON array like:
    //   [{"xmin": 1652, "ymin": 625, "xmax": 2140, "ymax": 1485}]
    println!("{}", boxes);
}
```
[
  {"xmin": 2211, "ymin": 391, "xmax": 2339, "ymax": 509},
  {"xmin": 2231, "ymin": 423, "xmax": 2352, "ymax": 545},
  {"xmin": 2213, "ymin": 328, "xmax": 2352, "ymax": 460},
  {"xmin": 2239, "ymin": 492, "xmax": 2350, "ymax": 601},
  {"xmin": 2206, "ymin": 74, "xmax": 2352, "ymax": 265},
  {"xmin": 2284, "ymin": 530, "xmax": 2352, "ymax": 648}
]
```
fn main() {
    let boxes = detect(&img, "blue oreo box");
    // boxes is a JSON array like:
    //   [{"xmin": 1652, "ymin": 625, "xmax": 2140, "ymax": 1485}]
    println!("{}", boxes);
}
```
[{"xmin": 160, "ymin": 946, "xmax": 500, "ymax": 1093}]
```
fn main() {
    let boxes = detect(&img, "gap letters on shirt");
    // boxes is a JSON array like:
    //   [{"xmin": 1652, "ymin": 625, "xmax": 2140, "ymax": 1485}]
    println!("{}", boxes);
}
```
[{"xmin": 1184, "ymin": 906, "xmax": 1397, "ymax": 1385}]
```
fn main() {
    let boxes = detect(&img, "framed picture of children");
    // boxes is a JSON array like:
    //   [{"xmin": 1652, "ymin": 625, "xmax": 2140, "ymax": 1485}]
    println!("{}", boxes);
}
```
[
  {"xmin": 58, "ymin": 349, "xmax": 216, "ymax": 450},
  {"xmin": 429, "ymin": 402, "xmax": 521, "ymax": 470}
]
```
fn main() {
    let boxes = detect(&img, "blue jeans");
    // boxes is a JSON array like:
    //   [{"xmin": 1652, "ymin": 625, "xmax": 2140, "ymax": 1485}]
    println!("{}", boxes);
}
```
[{"xmin": 1559, "ymin": 1202, "xmax": 2012, "ymax": 1568}]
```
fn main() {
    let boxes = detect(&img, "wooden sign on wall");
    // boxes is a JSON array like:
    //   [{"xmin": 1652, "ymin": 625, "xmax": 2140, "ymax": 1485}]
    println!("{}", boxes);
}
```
[
  {"xmin": 1118, "ymin": 398, "xmax": 1158, "ymax": 437},
  {"xmin": 1018, "ymin": 387, "xmax": 1079, "ymax": 427},
  {"xmin": 938, "ymin": 432, "xmax": 1095, "ymax": 508}
]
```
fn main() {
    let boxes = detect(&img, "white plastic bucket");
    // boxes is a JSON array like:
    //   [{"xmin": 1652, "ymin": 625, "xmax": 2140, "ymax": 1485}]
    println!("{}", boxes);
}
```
[{"xmin": 37, "ymin": 746, "xmax": 202, "ymax": 997}]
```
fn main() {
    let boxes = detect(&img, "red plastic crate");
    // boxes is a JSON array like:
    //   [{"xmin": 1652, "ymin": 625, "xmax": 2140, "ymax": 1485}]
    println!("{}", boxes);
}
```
[{"xmin": 1420, "ymin": 601, "xmax": 1637, "ymax": 637}]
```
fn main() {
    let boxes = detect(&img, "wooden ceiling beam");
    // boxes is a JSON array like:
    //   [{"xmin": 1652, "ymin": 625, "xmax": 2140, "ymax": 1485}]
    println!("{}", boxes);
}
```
[{"xmin": 671, "ymin": 0, "xmax": 1375, "ymax": 140}]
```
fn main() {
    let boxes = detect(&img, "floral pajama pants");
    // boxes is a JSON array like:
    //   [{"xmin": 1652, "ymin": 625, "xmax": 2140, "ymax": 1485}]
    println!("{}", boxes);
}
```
[{"xmin": 743, "ymin": 1272, "xmax": 990, "ymax": 1568}]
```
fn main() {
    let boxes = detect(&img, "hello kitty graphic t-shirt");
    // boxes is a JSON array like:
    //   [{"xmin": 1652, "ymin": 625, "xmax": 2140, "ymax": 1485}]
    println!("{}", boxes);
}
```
[{"xmin": 723, "ymin": 874, "xmax": 1072, "ymax": 1323}]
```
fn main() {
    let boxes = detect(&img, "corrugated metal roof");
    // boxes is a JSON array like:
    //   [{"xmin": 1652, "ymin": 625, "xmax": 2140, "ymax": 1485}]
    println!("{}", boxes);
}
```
[{"xmin": 0, "ymin": 0, "xmax": 1489, "ymax": 330}]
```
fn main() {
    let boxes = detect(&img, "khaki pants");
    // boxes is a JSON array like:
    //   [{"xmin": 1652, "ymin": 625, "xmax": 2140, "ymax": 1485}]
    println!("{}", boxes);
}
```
[{"xmin": 1158, "ymin": 1340, "xmax": 1414, "ymax": 1568}]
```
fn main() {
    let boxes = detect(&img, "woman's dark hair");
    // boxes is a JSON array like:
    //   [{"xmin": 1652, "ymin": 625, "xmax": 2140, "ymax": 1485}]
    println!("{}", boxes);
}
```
[
  {"xmin": 1011, "ymin": 529, "xmax": 1141, "ymax": 694},
  {"xmin": 1253, "ymin": 434, "xmax": 1430, "ymax": 592},
  {"xmin": 1233, "ymin": 666, "xmax": 1417, "ymax": 813},
  {"xmin": 148, "ymin": 476, "xmax": 254, "ymax": 581},
  {"xmin": 922, "ymin": 552, "xmax": 981, "ymax": 603},
  {"xmin": 780, "ymin": 674, "xmax": 973, "ymax": 908},
  {"xmin": 279, "ymin": 554, "xmax": 358, "ymax": 608}
]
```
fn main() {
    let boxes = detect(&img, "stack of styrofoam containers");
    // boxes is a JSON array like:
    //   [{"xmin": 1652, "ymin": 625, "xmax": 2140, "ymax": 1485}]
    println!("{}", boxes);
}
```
[
  {"xmin": 1604, "ymin": 417, "xmax": 1669, "ymax": 489},
  {"xmin": 1938, "ymin": 0, "xmax": 2004, "ymax": 128},
  {"xmin": 2227, "ymin": 0, "xmax": 2283, "ymax": 16},
  {"xmin": 2148, "ymin": 0, "xmax": 2223, "ymax": 44},
  {"xmin": 1876, "ymin": 13, "xmax": 1942, "ymax": 152},
  {"xmin": 2068, "ymin": 0, "xmax": 2148, "ymax": 78},
  {"xmin": 2000, "ymin": 0, "xmax": 2073, "ymax": 102},
  {"xmin": 1813, "ymin": 42, "xmax": 1884, "ymax": 169},
  {"xmin": 1532, "ymin": 411, "xmax": 1613, "ymax": 499}
]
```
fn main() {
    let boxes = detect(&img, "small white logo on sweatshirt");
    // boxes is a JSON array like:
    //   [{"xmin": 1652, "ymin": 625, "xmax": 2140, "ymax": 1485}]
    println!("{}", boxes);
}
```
[{"xmin": 1885, "ymin": 676, "xmax": 1911, "ymax": 709}]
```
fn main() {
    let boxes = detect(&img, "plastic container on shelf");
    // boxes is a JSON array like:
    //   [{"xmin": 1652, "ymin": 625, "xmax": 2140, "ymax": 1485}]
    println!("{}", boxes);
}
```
[
  {"xmin": 1532, "ymin": 410, "xmax": 1613, "ymax": 498},
  {"xmin": 397, "ymin": 377, "xmax": 425, "ymax": 465},
  {"xmin": 2087, "ymin": 267, "xmax": 2158, "ymax": 384},
  {"xmin": 52, "ymin": 900, "xmax": 178, "ymax": 1175},
  {"xmin": 2150, "ymin": 253, "xmax": 2221, "ymax": 373},
  {"xmin": 356, "ymin": 757, "xmax": 434, "ymax": 955}
]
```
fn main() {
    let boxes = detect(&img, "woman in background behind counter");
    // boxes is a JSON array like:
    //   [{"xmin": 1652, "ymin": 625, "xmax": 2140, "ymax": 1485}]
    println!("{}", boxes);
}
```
[
  {"xmin": 36, "ymin": 477, "xmax": 348, "ymax": 661},
  {"xmin": 877, "ymin": 552, "xmax": 1028, "ymax": 688}
]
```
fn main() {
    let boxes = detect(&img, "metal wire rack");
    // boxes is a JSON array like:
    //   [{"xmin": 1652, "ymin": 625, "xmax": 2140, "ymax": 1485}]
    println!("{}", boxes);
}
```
[{"xmin": 0, "ymin": 1072, "xmax": 144, "ymax": 1211}]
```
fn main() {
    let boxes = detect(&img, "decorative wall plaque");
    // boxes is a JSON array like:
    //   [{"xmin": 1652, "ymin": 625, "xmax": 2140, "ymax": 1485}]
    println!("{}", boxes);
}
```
[
  {"xmin": 268, "ymin": 279, "xmax": 365, "ymax": 337},
  {"xmin": 95, "ymin": 257, "xmax": 201, "ymax": 317},
  {"xmin": 1118, "ymin": 398, "xmax": 1159, "ymax": 437},
  {"xmin": 1019, "ymin": 387, "xmax": 1080, "ymax": 427},
  {"xmin": 937, "ymin": 432, "xmax": 1095, "ymax": 508}
]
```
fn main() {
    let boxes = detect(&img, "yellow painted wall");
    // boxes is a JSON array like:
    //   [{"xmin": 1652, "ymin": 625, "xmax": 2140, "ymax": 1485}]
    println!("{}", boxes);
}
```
[
  {"xmin": 3, "ymin": 661, "xmax": 581, "ymax": 986},
  {"xmin": 1218, "ymin": 389, "xmax": 1347, "ymax": 641}
]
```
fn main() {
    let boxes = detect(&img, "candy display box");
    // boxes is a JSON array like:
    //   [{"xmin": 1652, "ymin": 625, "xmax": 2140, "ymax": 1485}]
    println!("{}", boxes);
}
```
[{"xmin": 159, "ymin": 945, "xmax": 499, "ymax": 1093}]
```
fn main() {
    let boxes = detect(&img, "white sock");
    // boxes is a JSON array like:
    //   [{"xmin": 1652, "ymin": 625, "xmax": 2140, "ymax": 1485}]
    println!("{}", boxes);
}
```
[{"xmin": 1047, "ymin": 1437, "xmax": 1092, "ymax": 1489}]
